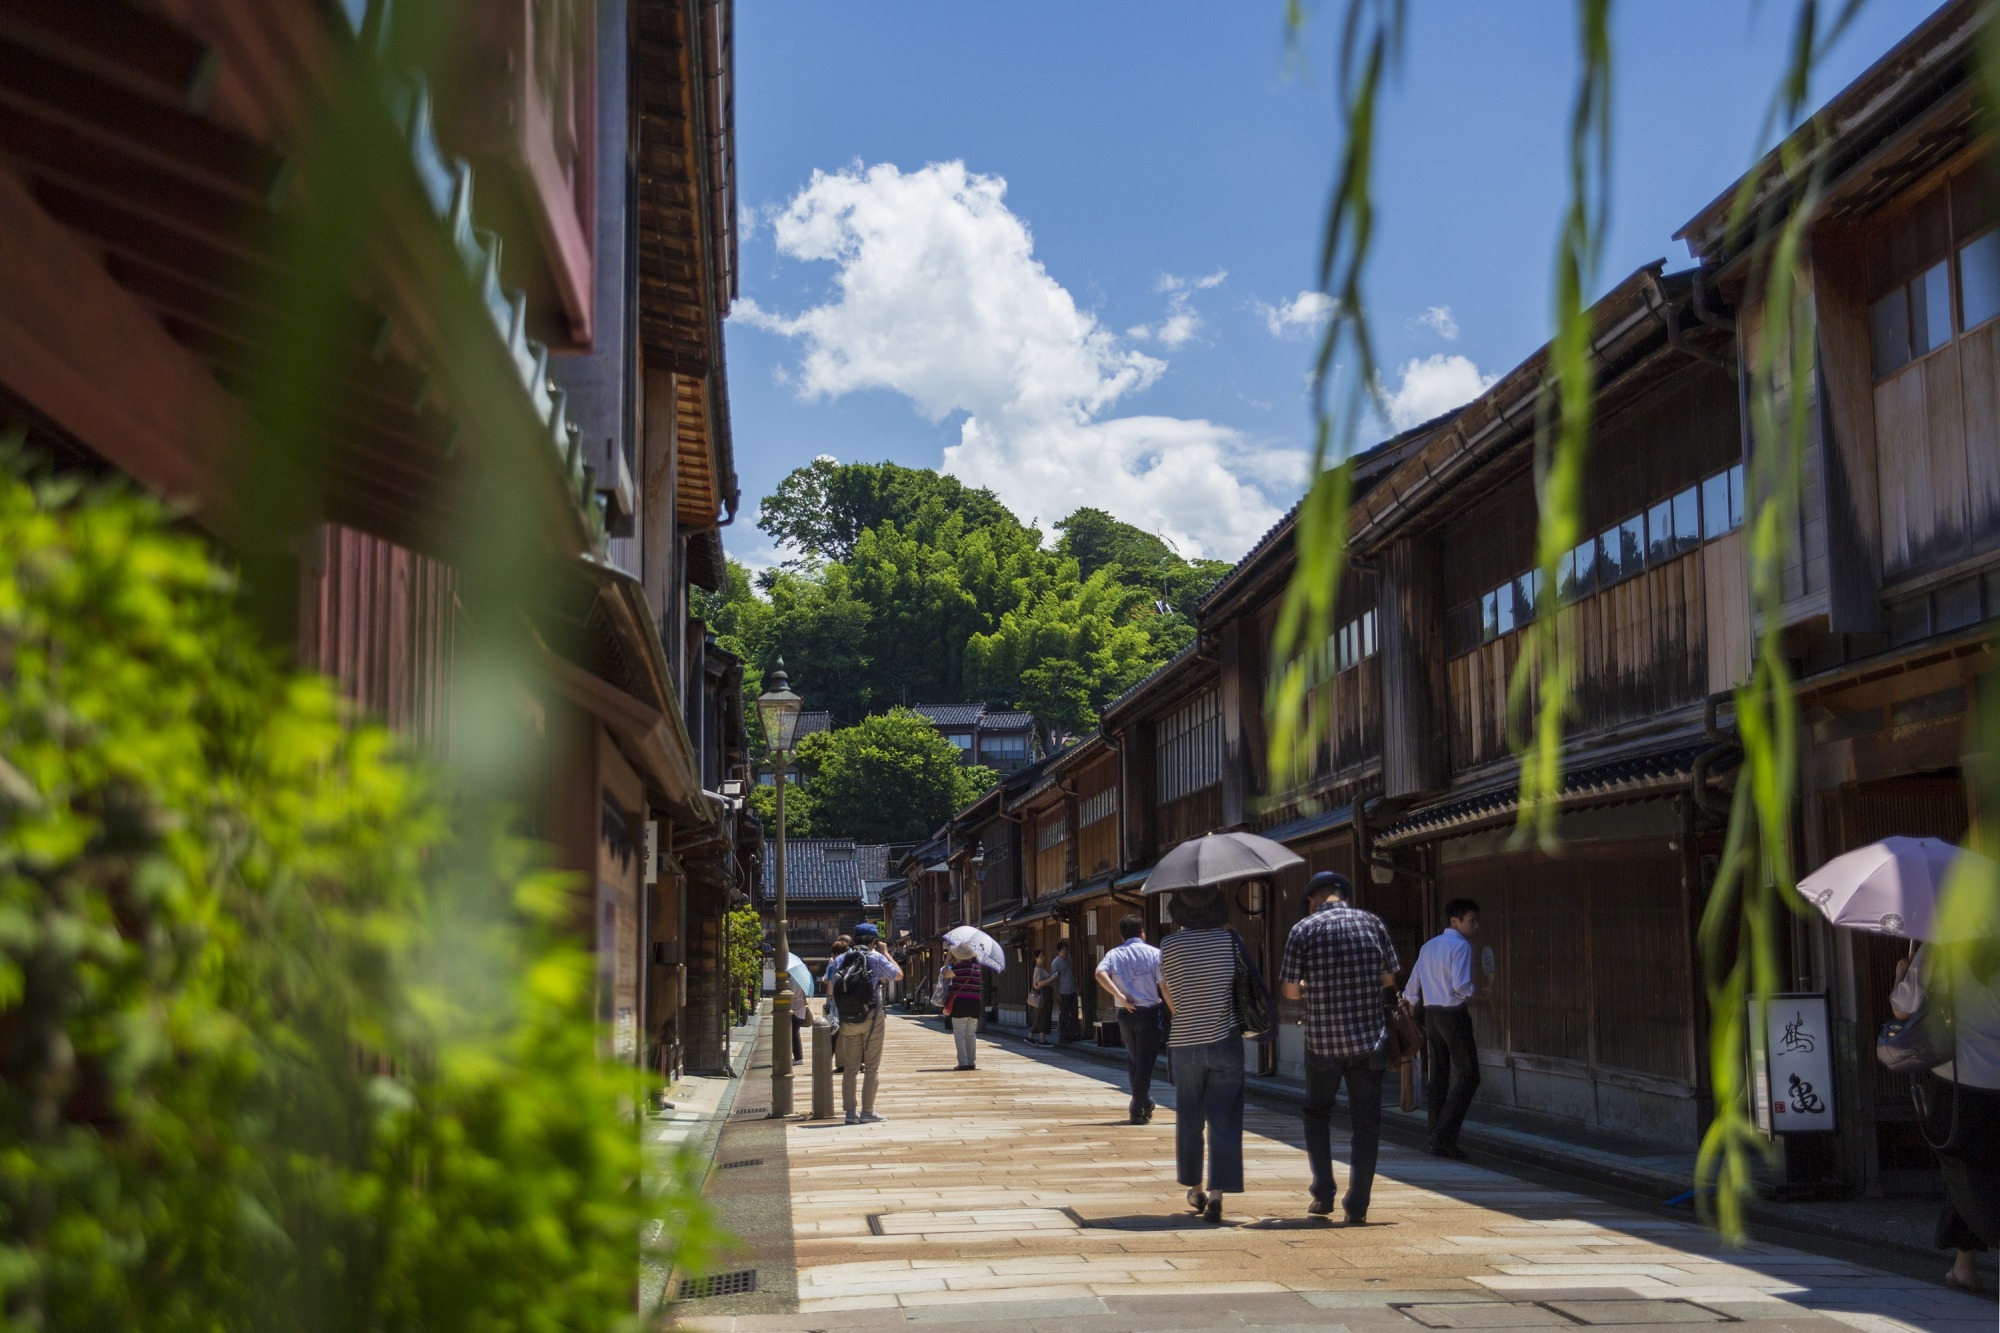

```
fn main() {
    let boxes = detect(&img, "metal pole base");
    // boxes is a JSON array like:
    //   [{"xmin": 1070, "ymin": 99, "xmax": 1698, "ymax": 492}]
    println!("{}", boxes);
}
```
[
  {"xmin": 770, "ymin": 992, "xmax": 795, "ymax": 1118},
  {"xmin": 810, "ymin": 1020, "xmax": 835, "ymax": 1121}
]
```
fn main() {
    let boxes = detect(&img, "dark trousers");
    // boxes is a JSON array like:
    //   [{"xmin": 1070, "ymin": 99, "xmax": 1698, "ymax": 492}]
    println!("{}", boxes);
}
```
[
  {"xmin": 1172, "ymin": 1037, "xmax": 1244, "ymax": 1193},
  {"xmin": 1117, "ymin": 1004, "xmax": 1166, "ymax": 1116},
  {"xmin": 1058, "ymin": 992, "xmax": 1082, "ymax": 1043},
  {"xmin": 1423, "ymin": 1004, "xmax": 1481, "ymax": 1149},
  {"xmin": 1304, "ymin": 1046, "xmax": 1386, "ymax": 1215},
  {"xmin": 1927, "ymin": 1075, "xmax": 2000, "ymax": 1252}
]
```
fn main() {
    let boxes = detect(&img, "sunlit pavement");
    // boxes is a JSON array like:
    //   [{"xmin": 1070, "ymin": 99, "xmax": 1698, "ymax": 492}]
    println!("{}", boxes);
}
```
[{"xmin": 673, "ymin": 1014, "xmax": 1995, "ymax": 1332}]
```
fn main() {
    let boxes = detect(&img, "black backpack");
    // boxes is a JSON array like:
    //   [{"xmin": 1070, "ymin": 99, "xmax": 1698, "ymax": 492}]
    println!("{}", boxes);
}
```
[{"xmin": 831, "ymin": 951, "xmax": 878, "ymax": 1023}]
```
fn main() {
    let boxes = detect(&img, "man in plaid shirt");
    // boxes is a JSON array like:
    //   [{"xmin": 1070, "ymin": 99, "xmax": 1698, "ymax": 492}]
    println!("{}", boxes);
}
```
[{"xmin": 1279, "ymin": 872, "xmax": 1400, "ymax": 1224}]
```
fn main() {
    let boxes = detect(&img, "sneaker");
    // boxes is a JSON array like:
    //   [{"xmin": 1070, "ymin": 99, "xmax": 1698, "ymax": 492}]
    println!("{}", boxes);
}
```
[
  {"xmin": 1306, "ymin": 1196, "xmax": 1334, "ymax": 1217},
  {"xmin": 1203, "ymin": 1196, "xmax": 1223, "ymax": 1224},
  {"xmin": 859, "ymin": 1112, "xmax": 887, "ymax": 1124},
  {"xmin": 1140, "ymin": 1102, "xmax": 1155, "ymax": 1124},
  {"xmin": 844, "ymin": 1112, "xmax": 859, "ymax": 1125},
  {"xmin": 1344, "ymin": 1210, "xmax": 1368, "ymax": 1226},
  {"xmin": 1185, "ymin": 1186, "xmax": 1208, "ymax": 1213}
]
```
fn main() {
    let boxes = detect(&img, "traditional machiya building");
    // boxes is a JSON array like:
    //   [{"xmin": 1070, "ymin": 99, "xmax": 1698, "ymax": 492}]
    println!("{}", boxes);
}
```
[
  {"xmin": 911, "ymin": 703, "xmax": 1043, "ymax": 773},
  {"xmin": 0, "ymin": 0, "xmax": 757, "ymax": 1080},
  {"xmin": 1678, "ymin": 0, "xmax": 1996, "ymax": 1196},
  {"xmin": 761, "ymin": 840, "xmax": 884, "ymax": 971}
]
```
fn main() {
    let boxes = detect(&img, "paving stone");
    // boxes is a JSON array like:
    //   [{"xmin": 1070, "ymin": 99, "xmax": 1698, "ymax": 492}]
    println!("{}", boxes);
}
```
[{"xmin": 670, "ymin": 1016, "xmax": 1981, "ymax": 1332}]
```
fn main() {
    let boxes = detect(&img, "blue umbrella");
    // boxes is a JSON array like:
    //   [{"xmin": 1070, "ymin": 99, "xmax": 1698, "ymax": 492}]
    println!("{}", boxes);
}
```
[{"xmin": 785, "ymin": 952, "xmax": 815, "ymax": 998}]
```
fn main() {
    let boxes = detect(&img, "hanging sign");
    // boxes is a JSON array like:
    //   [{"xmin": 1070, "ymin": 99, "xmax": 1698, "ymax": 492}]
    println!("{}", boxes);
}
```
[
  {"xmin": 1748, "ymin": 993, "xmax": 1836, "ymax": 1135},
  {"xmin": 644, "ymin": 820, "xmax": 659, "ymax": 884}
]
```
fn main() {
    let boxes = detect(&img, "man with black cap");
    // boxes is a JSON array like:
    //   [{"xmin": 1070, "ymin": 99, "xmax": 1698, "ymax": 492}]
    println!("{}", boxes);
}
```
[{"xmin": 1278, "ymin": 872, "xmax": 1399, "ymax": 1224}]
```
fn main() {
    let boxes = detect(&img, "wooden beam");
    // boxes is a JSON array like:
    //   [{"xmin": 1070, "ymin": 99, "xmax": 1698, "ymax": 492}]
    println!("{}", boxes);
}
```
[{"xmin": 0, "ymin": 165, "xmax": 233, "ymax": 513}]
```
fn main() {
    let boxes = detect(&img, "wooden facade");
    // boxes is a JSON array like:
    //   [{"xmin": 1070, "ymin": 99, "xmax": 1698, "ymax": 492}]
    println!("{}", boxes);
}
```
[{"xmin": 0, "ymin": 0, "xmax": 757, "ymax": 1084}]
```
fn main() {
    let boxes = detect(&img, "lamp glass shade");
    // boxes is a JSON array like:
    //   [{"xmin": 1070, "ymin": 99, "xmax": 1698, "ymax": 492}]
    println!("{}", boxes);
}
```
[{"xmin": 757, "ymin": 662, "xmax": 804, "ymax": 752}]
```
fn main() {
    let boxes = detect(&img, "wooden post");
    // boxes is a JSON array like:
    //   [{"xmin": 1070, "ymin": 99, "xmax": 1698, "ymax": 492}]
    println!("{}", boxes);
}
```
[{"xmin": 1380, "ymin": 536, "xmax": 1449, "ymax": 797}]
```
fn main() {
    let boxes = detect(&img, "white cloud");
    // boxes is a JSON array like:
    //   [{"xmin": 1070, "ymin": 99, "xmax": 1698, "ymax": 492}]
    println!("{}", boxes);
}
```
[
  {"xmin": 1413, "ymin": 305, "xmax": 1460, "ymax": 340},
  {"xmin": 1378, "ymin": 353, "xmax": 1496, "ymax": 430},
  {"xmin": 733, "ymin": 162, "xmax": 1292, "ymax": 558},
  {"xmin": 1131, "ymin": 269, "xmax": 1226, "ymax": 350},
  {"xmin": 1258, "ymin": 289, "xmax": 1336, "ymax": 339}
]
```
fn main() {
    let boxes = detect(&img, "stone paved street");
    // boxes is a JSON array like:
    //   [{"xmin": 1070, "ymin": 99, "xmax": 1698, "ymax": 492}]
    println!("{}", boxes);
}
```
[{"xmin": 675, "ymin": 1015, "xmax": 1995, "ymax": 1332}]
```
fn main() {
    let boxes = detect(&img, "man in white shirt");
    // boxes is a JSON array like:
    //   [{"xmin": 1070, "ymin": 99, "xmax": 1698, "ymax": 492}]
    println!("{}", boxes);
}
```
[
  {"xmin": 1096, "ymin": 914, "xmax": 1165, "ymax": 1124},
  {"xmin": 1405, "ymin": 899, "xmax": 1481, "ymax": 1159}
]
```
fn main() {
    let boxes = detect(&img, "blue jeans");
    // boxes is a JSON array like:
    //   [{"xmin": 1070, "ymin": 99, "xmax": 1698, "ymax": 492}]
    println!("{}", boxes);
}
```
[
  {"xmin": 1117, "ymin": 1004, "xmax": 1166, "ymax": 1117},
  {"xmin": 1172, "ymin": 1037, "xmax": 1244, "ymax": 1194}
]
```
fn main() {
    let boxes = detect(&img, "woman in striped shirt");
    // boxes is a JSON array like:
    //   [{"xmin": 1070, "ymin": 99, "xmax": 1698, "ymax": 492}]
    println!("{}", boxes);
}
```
[
  {"xmin": 1157, "ymin": 887, "xmax": 1244, "ymax": 1223},
  {"xmin": 945, "ymin": 945, "xmax": 988, "ymax": 1070}
]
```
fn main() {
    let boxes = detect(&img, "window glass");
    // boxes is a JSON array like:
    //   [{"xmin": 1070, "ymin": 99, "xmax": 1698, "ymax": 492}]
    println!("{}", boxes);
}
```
[
  {"xmin": 1556, "ymin": 549, "xmax": 1577, "ymax": 603},
  {"xmin": 1480, "ymin": 589, "xmax": 1499, "ymax": 643},
  {"xmin": 1728, "ymin": 463, "xmax": 1745, "ymax": 529},
  {"xmin": 1569, "ymin": 538, "xmax": 1596, "ymax": 598},
  {"xmin": 1870, "ymin": 288, "xmax": 1910, "ymax": 379},
  {"xmin": 1515, "ymin": 570, "xmax": 1545, "ymax": 624},
  {"xmin": 1671, "ymin": 486, "xmax": 1700, "ymax": 553},
  {"xmin": 1961, "ymin": 230, "xmax": 2000, "ymax": 331},
  {"xmin": 1596, "ymin": 525, "xmax": 1623, "ymax": 585},
  {"xmin": 948, "ymin": 733, "xmax": 972, "ymax": 751},
  {"xmin": 1362, "ymin": 609, "xmax": 1377, "ymax": 658},
  {"xmin": 1619, "ymin": 515, "xmax": 1646, "ymax": 576},
  {"xmin": 1702, "ymin": 472, "xmax": 1730, "ymax": 538},
  {"xmin": 1911, "ymin": 260, "xmax": 1952, "ymax": 355},
  {"xmin": 1493, "ymin": 582, "xmax": 1516, "ymax": 636},
  {"xmin": 1646, "ymin": 499, "xmax": 1674, "ymax": 564}
]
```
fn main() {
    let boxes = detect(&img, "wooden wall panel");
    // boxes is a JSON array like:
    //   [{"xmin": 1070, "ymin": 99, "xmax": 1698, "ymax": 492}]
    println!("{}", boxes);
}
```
[
  {"xmin": 1960, "ymin": 320, "xmax": 2000, "ymax": 548},
  {"xmin": 303, "ymin": 523, "xmax": 458, "ymax": 749},
  {"xmin": 1704, "ymin": 532, "xmax": 1751, "ymax": 692}
]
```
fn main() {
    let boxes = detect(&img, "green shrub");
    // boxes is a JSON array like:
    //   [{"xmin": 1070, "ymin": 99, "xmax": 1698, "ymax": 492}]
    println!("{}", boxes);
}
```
[{"xmin": 0, "ymin": 465, "xmax": 714, "ymax": 1329}]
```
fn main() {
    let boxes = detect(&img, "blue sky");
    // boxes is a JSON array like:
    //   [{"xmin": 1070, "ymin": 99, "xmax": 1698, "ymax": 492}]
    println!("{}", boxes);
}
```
[{"xmin": 723, "ymin": 0, "xmax": 1941, "ymax": 565}]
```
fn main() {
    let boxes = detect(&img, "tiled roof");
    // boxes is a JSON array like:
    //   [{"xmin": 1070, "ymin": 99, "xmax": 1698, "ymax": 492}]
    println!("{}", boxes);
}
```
[
  {"xmin": 855, "ymin": 844, "xmax": 893, "ymax": 881},
  {"xmin": 795, "ymin": 709, "xmax": 834, "ymax": 737},
  {"xmin": 1376, "ymin": 742, "xmax": 1716, "ymax": 848},
  {"xmin": 977, "ymin": 710, "xmax": 1036, "ymax": 731},
  {"xmin": 1099, "ymin": 643, "xmax": 1205, "ymax": 723},
  {"xmin": 760, "ymin": 839, "xmax": 868, "ymax": 903},
  {"xmin": 912, "ymin": 703, "xmax": 988, "ymax": 727}
]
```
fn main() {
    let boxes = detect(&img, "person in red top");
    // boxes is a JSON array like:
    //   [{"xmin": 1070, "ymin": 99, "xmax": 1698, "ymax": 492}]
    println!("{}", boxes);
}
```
[{"xmin": 945, "ymin": 945, "xmax": 988, "ymax": 1070}]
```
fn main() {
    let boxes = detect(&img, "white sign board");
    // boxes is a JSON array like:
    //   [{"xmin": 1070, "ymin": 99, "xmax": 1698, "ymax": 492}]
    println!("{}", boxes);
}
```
[
  {"xmin": 644, "ymin": 820, "xmax": 659, "ymax": 884},
  {"xmin": 1748, "ymin": 993, "xmax": 1836, "ymax": 1135}
]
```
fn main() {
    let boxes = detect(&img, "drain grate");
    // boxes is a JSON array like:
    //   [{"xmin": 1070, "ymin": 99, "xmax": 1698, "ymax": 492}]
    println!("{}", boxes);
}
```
[
  {"xmin": 731, "ymin": 1105, "xmax": 768, "ymax": 1118},
  {"xmin": 717, "ymin": 1157, "xmax": 765, "ymax": 1170},
  {"xmin": 677, "ymin": 1268, "xmax": 758, "ymax": 1300}
]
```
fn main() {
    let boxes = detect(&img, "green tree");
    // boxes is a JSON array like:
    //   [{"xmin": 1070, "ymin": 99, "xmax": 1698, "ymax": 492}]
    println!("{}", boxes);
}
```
[
  {"xmin": 723, "ymin": 905, "xmax": 764, "ymax": 1024},
  {"xmin": 758, "ymin": 457, "xmax": 1023, "ymax": 564},
  {"xmin": 1055, "ymin": 506, "xmax": 1233, "ymax": 613},
  {"xmin": 746, "ymin": 778, "xmax": 814, "ymax": 840},
  {"xmin": 967, "ymin": 562, "xmax": 1164, "ymax": 740},
  {"xmin": 794, "ymin": 710, "xmax": 995, "ymax": 843}
]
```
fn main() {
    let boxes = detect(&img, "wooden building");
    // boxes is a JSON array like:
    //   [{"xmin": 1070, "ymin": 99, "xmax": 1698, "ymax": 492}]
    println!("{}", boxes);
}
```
[
  {"xmin": 0, "ymin": 0, "xmax": 757, "ymax": 1079},
  {"xmin": 1678, "ymin": 0, "xmax": 1996, "ymax": 1193}
]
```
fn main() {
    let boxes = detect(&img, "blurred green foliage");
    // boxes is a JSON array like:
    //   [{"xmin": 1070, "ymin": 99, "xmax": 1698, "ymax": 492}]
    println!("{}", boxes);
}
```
[{"xmin": 0, "ymin": 463, "xmax": 717, "ymax": 1329}]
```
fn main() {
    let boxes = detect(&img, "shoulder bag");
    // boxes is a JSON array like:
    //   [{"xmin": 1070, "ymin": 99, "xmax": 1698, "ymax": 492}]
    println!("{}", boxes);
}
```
[{"xmin": 1229, "ymin": 930, "xmax": 1274, "ymax": 1037}]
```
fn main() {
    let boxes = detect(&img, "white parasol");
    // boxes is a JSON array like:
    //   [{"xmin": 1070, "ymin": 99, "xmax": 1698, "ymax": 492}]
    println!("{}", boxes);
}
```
[
  {"xmin": 942, "ymin": 925, "xmax": 1006, "ymax": 972},
  {"xmin": 1793, "ymin": 836, "xmax": 1999, "ymax": 943}
]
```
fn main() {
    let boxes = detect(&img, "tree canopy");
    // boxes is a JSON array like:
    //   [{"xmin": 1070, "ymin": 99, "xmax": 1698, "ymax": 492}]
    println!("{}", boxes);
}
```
[
  {"xmin": 703, "ymin": 460, "xmax": 1235, "ymax": 837},
  {"xmin": 792, "ymin": 710, "xmax": 996, "ymax": 844}
]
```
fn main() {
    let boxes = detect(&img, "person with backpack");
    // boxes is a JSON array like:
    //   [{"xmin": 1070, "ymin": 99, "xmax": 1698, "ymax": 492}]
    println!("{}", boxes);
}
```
[{"xmin": 830, "ymin": 922, "xmax": 902, "ymax": 1125}]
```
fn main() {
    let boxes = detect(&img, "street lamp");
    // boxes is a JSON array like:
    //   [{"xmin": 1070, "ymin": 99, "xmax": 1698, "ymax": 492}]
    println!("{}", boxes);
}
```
[{"xmin": 756, "ymin": 659, "xmax": 804, "ymax": 1117}]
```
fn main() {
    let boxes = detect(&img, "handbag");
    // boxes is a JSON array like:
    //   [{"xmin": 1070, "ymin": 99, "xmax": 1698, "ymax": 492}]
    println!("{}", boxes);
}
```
[
  {"xmin": 1229, "ymin": 931, "xmax": 1274, "ymax": 1037},
  {"xmin": 1876, "ymin": 977, "xmax": 1955, "ymax": 1076},
  {"xmin": 1386, "ymin": 995, "xmax": 1425, "ymax": 1067}
]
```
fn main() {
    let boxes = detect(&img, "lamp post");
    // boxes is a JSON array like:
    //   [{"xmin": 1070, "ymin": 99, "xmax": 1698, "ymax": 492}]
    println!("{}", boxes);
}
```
[{"xmin": 756, "ymin": 659, "xmax": 804, "ymax": 1117}]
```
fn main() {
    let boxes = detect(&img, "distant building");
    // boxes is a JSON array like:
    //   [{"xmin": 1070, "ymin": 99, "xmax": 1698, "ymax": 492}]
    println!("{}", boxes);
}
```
[
  {"xmin": 910, "ymin": 704, "xmax": 1040, "ymax": 773},
  {"xmin": 762, "ymin": 839, "xmax": 894, "ymax": 967},
  {"xmin": 757, "ymin": 708, "xmax": 833, "ymax": 785}
]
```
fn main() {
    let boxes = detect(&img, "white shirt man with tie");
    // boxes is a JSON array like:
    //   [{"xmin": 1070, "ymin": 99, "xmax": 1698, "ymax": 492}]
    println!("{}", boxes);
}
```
[{"xmin": 1404, "ymin": 899, "xmax": 1482, "ymax": 1159}]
